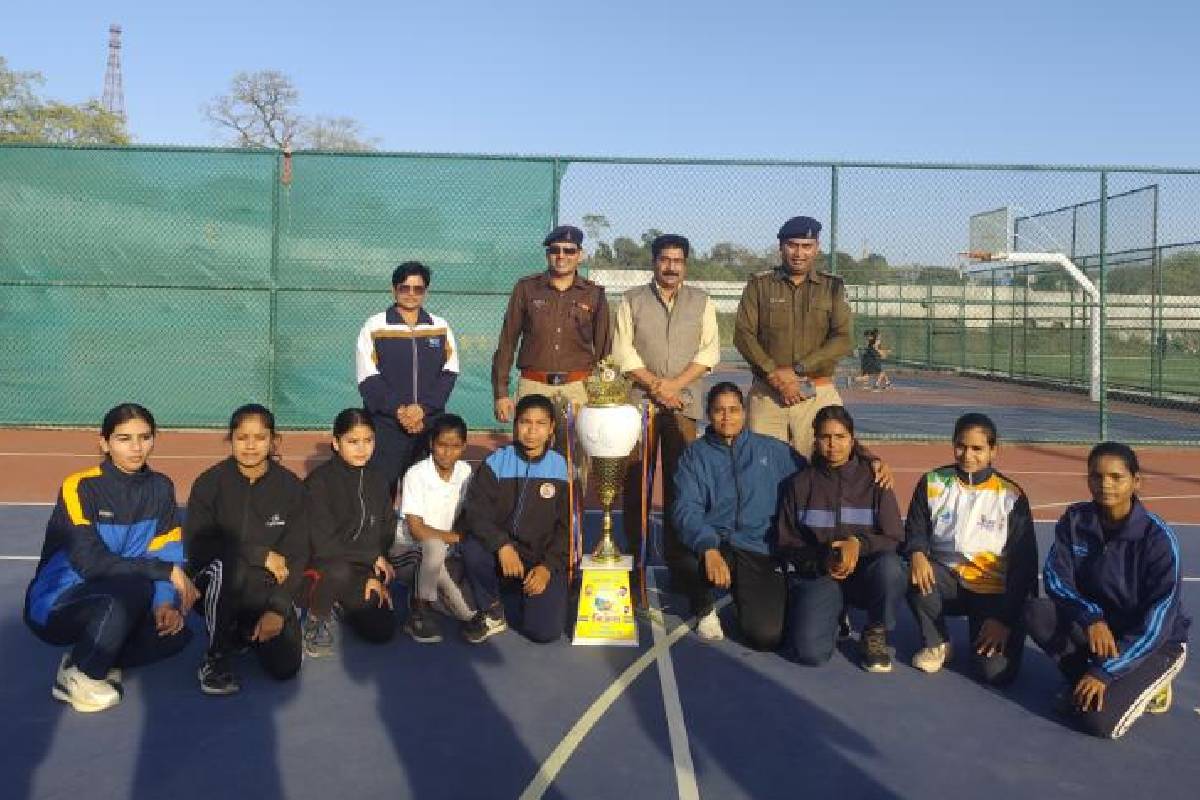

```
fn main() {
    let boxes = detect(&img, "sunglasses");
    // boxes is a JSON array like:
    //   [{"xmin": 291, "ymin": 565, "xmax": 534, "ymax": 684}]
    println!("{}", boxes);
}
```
[
  {"xmin": 546, "ymin": 245, "xmax": 580, "ymax": 256},
  {"xmin": 395, "ymin": 284, "xmax": 427, "ymax": 295}
]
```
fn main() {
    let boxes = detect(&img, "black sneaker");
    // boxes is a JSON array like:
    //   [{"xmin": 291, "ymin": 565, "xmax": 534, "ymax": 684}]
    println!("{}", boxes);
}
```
[
  {"xmin": 837, "ymin": 610, "xmax": 853, "ymax": 641},
  {"xmin": 404, "ymin": 607, "xmax": 443, "ymax": 644},
  {"xmin": 197, "ymin": 655, "xmax": 240, "ymax": 696},
  {"xmin": 859, "ymin": 625, "xmax": 893, "ymax": 673},
  {"xmin": 462, "ymin": 611, "xmax": 507, "ymax": 644}
]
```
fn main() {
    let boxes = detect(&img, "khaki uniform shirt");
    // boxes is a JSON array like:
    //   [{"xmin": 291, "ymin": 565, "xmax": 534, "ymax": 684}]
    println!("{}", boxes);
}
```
[
  {"xmin": 491, "ymin": 271, "xmax": 612, "ymax": 399},
  {"xmin": 733, "ymin": 267, "xmax": 852, "ymax": 379}
]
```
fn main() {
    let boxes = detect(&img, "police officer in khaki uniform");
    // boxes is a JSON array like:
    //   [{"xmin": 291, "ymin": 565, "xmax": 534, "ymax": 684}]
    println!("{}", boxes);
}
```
[
  {"xmin": 733, "ymin": 216, "xmax": 852, "ymax": 458},
  {"xmin": 492, "ymin": 225, "xmax": 612, "ymax": 429}
]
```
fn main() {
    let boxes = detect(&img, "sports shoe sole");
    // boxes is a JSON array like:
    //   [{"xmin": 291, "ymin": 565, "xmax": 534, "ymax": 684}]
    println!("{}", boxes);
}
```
[
  {"xmin": 463, "ymin": 619, "xmax": 508, "ymax": 644},
  {"xmin": 863, "ymin": 660, "xmax": 894, "ymax": 674},
  {"xmin": 52, "ymin": 683, "xmax": 119, "ymax": 713},
  {"xmin": 404, "ymin": 623, "xmax": 444, "ymax": 644},
  {"xmin": 197, "ymin": 667, "xmax": 241, "ymax": 696}
]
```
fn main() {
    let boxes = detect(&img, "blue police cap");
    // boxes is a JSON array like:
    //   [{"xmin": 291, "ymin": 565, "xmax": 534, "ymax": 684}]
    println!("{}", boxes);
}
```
[
  {"xmin": 777, "ymin": 216, "xmax": 822, "ymax": 240},
  {"xmin": 543, "ymin": 225, "xmax": 585, "ymax": 247}
]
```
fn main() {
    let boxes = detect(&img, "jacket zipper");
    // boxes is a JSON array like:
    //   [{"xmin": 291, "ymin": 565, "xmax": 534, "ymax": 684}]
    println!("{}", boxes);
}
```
[
  {"xmin": 729, "ymin": 440, "xmax": 742, "ymax": 535},
  {"xmin": 353, "ymin": 468, "xmax": 366, "ymax": 541}
]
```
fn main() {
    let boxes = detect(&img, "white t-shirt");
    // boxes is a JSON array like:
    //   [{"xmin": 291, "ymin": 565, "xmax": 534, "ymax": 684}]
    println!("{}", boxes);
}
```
[{"xmin": 395, "ymin": 457, "xmax": 472, "ymax": 547}]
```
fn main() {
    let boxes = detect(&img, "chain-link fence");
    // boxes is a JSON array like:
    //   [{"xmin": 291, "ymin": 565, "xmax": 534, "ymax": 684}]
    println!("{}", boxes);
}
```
[{"xmin": 3, "ymin": 144, "xmax": 1198, "ymax": 442}]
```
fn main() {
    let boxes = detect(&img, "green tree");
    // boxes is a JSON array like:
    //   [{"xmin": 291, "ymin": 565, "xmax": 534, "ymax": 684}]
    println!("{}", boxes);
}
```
[{"xmin": 0, "ymin": 56, "xmax": 129, "ymax": 144}]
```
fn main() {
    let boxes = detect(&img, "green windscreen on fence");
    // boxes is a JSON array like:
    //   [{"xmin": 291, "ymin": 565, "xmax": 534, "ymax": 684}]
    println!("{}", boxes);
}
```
[
  {"xmin": 0, "ymin": 145, "xmax": 556, "ymax": 429},
  {"xmin": 2, "ymin": 145, "xmax": 1198, "ymax": 441}
]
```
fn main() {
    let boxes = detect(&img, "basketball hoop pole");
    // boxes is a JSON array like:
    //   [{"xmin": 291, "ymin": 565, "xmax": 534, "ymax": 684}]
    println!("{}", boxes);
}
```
[{"xmin": 962, "ymin": 251, "xmax": 1101, "ymax": 402}]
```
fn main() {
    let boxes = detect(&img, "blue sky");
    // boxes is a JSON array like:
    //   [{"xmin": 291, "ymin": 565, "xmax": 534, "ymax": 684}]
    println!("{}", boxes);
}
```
[{"xmin": 4, "ymin": 0, "xmax": 1197, "ymax": 165}]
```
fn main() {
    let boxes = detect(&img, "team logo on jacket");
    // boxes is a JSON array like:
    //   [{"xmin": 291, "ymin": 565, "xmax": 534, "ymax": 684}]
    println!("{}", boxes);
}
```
[
  {"xmin": 265, "ymin": 514, "xmax": 286, "ymax": 527},
  {"xmin": 427, "ymin": 337, "xmax": 440, "ymax": 347},
  {"xmin": 539, "ymin": 482, "xmax": 556, "ymax": 499},
  {"xmin": 1072, "ymin": 544, "xmax": 1089, "ymax": 557},
  {"xmin": 98, "ymin": 509, "xmax": 114, "ymax": 519}
]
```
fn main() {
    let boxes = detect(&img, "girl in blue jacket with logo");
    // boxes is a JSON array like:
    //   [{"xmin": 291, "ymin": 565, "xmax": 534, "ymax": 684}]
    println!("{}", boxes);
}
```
[
  {"xmin": 24, "ymin": 404, "xmax": 199, "ymax": 713},
  {"xmin": 1024, "ymin": 442, "xmax": 1189, "ymax": 738}
]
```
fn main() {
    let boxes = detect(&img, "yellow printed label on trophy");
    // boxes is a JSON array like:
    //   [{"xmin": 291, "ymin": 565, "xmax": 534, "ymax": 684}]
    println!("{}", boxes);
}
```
[{"xmin": 573, "ymin": 568, "xmax": 638, "ymax": 646}]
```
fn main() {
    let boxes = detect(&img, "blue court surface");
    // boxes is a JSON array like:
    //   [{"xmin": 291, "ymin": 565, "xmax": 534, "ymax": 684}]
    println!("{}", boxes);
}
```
[
  {"xmin": 2, "ymin": 503, "xmax": 1196, "ymax": 800},
  {"xmin": 842, "ymin": 373, "xmax": 1200, "ymax": 443}
]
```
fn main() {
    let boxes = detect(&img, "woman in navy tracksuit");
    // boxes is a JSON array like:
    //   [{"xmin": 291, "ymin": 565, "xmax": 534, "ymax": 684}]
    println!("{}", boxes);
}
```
[
  {"xmin": 1025, "ymin": 441, "xmax": 1189, "ymax": 739},
  {"xmin": 24, "ymin": 404, "xmax": 197, "ymax": 712}
]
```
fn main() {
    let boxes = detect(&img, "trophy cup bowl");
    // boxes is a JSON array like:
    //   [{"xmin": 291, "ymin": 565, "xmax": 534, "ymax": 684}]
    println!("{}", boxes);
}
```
[{"xmin": 576, "ymin": 363, "xmax": 642, "ymax": 564}]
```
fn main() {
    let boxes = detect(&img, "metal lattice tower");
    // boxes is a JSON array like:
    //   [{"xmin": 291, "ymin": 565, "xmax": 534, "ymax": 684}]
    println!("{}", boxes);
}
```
[{"xmin": 102, "ymin": 24, "xmax": 125, "ymax": 118}]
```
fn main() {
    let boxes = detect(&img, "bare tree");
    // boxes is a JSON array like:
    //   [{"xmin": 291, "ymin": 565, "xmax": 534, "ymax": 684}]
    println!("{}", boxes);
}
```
[
  {"xmin": 302, "ymin": 115, "xmax": 378, "ymax": 151},
  {"xmin": 204, "ymin": 70, "xmax": 301, "ymax": 148},
  {"xmin": 205, "ymin": 70, "xmax": 377, "ymax": 151}
]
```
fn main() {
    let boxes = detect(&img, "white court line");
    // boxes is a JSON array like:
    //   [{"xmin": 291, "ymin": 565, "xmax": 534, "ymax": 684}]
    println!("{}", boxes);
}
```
[
  {"xmin": 646, "ymin": 566, "xmax": 699, "ymax": 800},
  {"xmin": 1032, "ymin": 495, "xmax": 1200, "ymax": 510},
  {"xmin": 518, "ymin": 591, "xmax": 732, "ymax": 800},
  {"xmin": 0, "ymin": 555, "xmax": 38, "ymax": 561}
]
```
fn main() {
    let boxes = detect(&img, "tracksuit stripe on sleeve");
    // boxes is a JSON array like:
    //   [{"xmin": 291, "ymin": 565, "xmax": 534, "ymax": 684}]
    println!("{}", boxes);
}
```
[{"xmin": 1103, "ymin": 517, "xmax": 1181, "ymax": 674}]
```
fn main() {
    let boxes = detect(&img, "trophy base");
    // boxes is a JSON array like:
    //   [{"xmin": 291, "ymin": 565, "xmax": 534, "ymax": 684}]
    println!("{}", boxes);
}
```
[{"xmin": 573, "ymin": 555, "xmax": 638, "ymax": 647}]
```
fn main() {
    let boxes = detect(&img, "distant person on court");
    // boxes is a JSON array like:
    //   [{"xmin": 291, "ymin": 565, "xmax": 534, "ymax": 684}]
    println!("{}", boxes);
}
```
[
  {"xmin": 610, "ymin": 233, "xmax": 720, "ymax": 601},
  {"xmin": 672, "ymin": 382, "xmax": 807, "ymax": 647},
  {"xmin": 356, "ymin": 261, "xmax": 460, "ymax": 498},
  {"xmin": 902, "ymin": 413, "xmax": 1037, "ymax": 684},
  {"xmin": 393, "ymin": 413, "xmax": 477, "ymax": 644},
  {"xmin": 184, "ymin": 404, "xmax": 307, "ymax": 696},
  {"xmin": 24, "ymin": 403, "xmax": 198, "ymax": 713},
  {"xmin": 734, "ymin": 216, "xmax": 852, "ymax": 456},
  {"xmin": 1024, "ymin": 442, "xmax": 1190, "ymax": 739},
  {"xmin": 461, "ymin": 394, "xmax": 571, "ymax": 644},
  {"xmin": 849, "ymin": 329, "xmax": 892, "ymax": 391},
  {"xmin": 491, "ymin": 225, "xmax": 612, "ymax": 441},
  {"xmin": 302, "ymin": 409, "xmax": 399, "ymax": 657},
  {"xmin": 775, "ymin": 406, "xmax": 906, "ymax": 672}
]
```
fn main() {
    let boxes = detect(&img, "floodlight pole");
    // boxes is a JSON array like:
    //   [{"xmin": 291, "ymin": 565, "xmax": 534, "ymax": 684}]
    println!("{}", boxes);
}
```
[{"xmin": 966, "ymin": 251, "xmax": 1101, "ymax": 402}]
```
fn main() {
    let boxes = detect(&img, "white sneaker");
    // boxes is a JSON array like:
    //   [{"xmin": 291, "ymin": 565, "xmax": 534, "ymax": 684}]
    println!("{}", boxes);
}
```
[
  {"xmin": 911, "ymin": 641, "xmax": 953, "ymax": 674},
  {"xmin": 52, "ymin": 655, "xmax": 121, "ymax": 713},
  {"xmin": 696, "ymin": 610, "xmax": 724, "ymax": 642}
]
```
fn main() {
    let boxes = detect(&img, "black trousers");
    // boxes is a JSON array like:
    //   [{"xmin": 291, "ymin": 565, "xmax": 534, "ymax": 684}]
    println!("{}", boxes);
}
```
[
  {"xmin": 191, "ymin": 542, "xmax": 301, "ymax": 680},
  {"xmin": 26, "ymin": 575, "xmax": 192, "ymax": 680},
  {"xmin": 786, "ymin": 551, "xmax": 908, "ymax": 666},
  {"xmin": 369, "ymin": 415, "xmax": 427, "ymax": 501},
  {"xmin": 308, "ymin": 559, "xmax": 396, "ymax": 643},
  {"xmin": 907, "ymin": 559, "xmax": 1025, "ymax": 685},
  {"xmin": 1024, "ymin": 597, "xmax": 1188, "ymax": 738},
  {"xmin": 674, "ymin": 543, "xmax": 786, "ymax": 651}
]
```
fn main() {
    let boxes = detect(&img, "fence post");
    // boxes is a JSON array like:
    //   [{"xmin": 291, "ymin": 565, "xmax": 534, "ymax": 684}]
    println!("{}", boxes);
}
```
[
  {"xmin": 1099, "ymin": 171, "xmax": 1109, "ymax": 440},
  {"xmin": 829, "ymin": 165, "xmax": 839, "ymax": 275},
  {"xmin": 989, "ymin": 267, "xmax": 996, "ymax": 374},
  {"xmin": 1150, "ymin": 184, "xmax": 1161, "ymax": 397},
  {"xmin": 551, "ymin": 158, "xmax": 562, "ymax": 229},
  {"xmin": 925, "ymin": 275, "xmax": 933, "ymax": 367},
  {"xmin": 267, "ymin": 151, "xmax": 282, "ymax": 412}
]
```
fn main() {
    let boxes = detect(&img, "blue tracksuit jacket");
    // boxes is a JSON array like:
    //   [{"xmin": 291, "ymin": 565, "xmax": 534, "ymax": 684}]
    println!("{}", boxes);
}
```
[
  {"xmin": 25, "ymin": 460, "xmax": 184, "ymax": 626},
  {"xmin": 672, "ymin": 426, "xmax": 807, "ymax": 556},
  {"xmin": 1043, "ymin": 498, "xmax": 1190, "ymax": 683}
]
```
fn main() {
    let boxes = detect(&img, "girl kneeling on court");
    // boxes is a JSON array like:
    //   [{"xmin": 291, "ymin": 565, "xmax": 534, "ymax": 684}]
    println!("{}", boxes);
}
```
[
  {"xmin": 24, "ymin": 403, "xmax": 198, "ymax": 712},
  {"xmin": 185, "ymin": 404, "xmax": 307, "ymax": 695},
  {"xmin": 1024, "ymin": 442, "xmax": 1189, "ymax": 739},
  {"xmin": 903, "ymin": 413, "xmax": 1037, "ymax": 684},
  {"xmin": 775, "ymin": 405, "xmax": 906, "ymax": 672},
  {"xmin": 302, "ymin": 408, "xmax": 398, "ymax": 657},
  {"xmin": 460, "ymin": 393, "xmax": 570, "ymax": 644}
]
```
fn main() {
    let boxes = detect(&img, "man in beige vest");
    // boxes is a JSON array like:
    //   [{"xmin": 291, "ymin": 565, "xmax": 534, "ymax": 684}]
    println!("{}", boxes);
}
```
[
  {"xmin": 611, "ymin": 234, "xmax": 719, "ymax": 609},
  {"xmin": 734, "ymin": 215, "xmax": 851, "ymax": 458}
]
